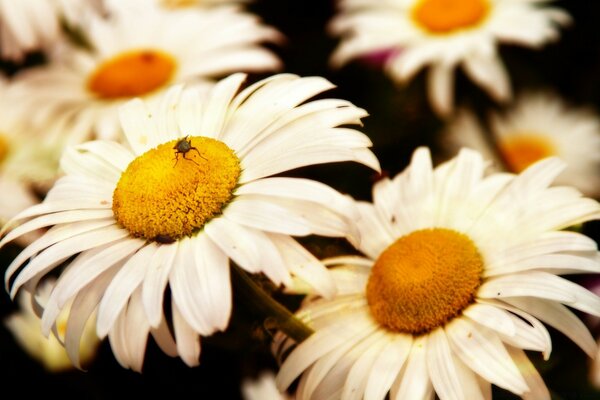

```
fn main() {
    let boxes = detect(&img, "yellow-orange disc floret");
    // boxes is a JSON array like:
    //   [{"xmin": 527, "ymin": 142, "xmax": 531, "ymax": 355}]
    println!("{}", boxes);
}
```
[
  {"xmin": 112, "ymin": 136, "xmax": 240, "ymax": 241},
  {"xmin": 87, "ymin": 50, "xmax": 177, "ymax": 99},
  {"xmin": 0, "ymin": 134, "xmax": 9, "ymax": 164},
  {"xmin": 412, "ymin": 0, "xmax": 489, "ymax": 34},
  {"xmin": 366, "ymin": 228, "xmax": 484, "ymax": 335},
  {"xmin": 499, "ymin": 134, "xmax": 557, "ymax": 173}
]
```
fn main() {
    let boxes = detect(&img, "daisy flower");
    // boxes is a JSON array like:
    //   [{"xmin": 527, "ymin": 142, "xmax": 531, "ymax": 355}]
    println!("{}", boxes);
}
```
[
  {"xmin": 105, "ymin": 0, "xmax": 248, "ymax": 11},
  {"xmin": 275, "ymin": 147, "xmax": 600, "ymax": 399},
  {"xmin": 8, "ymin": 3, "xmax": 282, "ymax": 142},
  {"xmin": 4, "ymin": 278, "xmax": 100, "ymax": 372},
  {"xmin": 329, "ymin": 0, "xmax": 571, "ymax": 116},
  {"xmin": 0, "ymin": 0, "xmax": 102, "ymax": 61},
  {"xmin": 444, "ymin": 93, "xmax": 600, "ymax": 198},
  {"xmin": 0, "ymin": 81, "xmax": 63, "ymax": 246},
  {"xmin": 0, "ymin": 73, "xmax": 380, "ymax": 371}
]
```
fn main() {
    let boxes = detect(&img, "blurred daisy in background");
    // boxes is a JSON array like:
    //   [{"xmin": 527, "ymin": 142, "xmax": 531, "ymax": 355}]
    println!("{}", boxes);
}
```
[
  {"xmin": 104, "ymin": 0, "xmax": 249, "ymax": 11},
  {"xmin": 276, "ymin": 147, "xmax": 600, "ymax": 399},
  {"xmin": 242, "ymin": 371, "xmax": 291, "ymax": 400},
  {"xmin": 0, "ymin": 0, "xmax": 103, "ymax": 61},
  {"xmin": 4, "ymin": 278, "xmax": 100, "ymax": 372},
  {"xmin": 0, "ymin": 73, "xmax": 380, "ymax": 371},
  {"xmin": 7, "ymin": 3, "xmax": 282, "ymax": 143},
  {"xmin": 329, "ymin": 0, "xmax": 571, "ymax": 116},
  {"xmin": 0, "ymin": 78, "xmax": 63, "ymax": 246},
  {"xmin": 444, "ymin": 92, "xmax": 600, "ymax": 198}
]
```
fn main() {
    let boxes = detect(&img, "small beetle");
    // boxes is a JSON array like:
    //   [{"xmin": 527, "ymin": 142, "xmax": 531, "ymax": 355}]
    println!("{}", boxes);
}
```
[
  {"xmin": 154, "ymin": 234, "xmax": 176, "ymax": 244},
  {"xmin": 173, "ymin": 135, "xmax": 206, "ymax": 167}
]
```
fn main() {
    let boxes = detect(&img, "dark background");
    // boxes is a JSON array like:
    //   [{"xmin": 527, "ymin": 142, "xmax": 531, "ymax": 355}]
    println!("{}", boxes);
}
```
[{"xmin": 1, "ymin": 0, "xmax": 600, "ymax": 398}]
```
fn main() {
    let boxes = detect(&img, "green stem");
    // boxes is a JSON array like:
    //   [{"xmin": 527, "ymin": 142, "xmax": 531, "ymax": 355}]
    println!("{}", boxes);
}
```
[{"xmin": 231, "ymin": 264, "xmax": 314, "ymax": 343}]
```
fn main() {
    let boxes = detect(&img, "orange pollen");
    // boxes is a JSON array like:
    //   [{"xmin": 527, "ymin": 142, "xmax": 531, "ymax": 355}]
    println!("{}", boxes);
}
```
[
  {"xmin": 412, "ymin": 0, "xmax": 489, "ymax": 34},
  {"xmin": 498, "ymin": 134, "xmax": 556, "ymax": 173},
  {"xmin": 87, "ymin": 50, "xmax": 176, "ymax": 99},
  {"xmin": 366, "ymin": 228, "xmax": 484, "ymax": 335}
]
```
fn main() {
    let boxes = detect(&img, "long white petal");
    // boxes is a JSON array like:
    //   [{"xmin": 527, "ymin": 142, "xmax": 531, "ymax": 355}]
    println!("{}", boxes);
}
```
[
  {"xmin": 392, "ymin": 336, "xmax": 434, "ymax": 400},
  {"xmin": 364, "ymin": 333, "xmax": 413, "ymax": 400},
  {"xmin": 506, "ymin": 346, "xmax": 550, "ymax": 400},
  {"xmin": 427, "ymin": 329, "xmax": 464, "ymax": 400},
  {"xmin": 172, "ymin": 299, "xmax": 201, "ymax": 367},
  {"xmin": 96, "ymin": 243, "xmax": 158, "ymax": 338},
  {"xmin": 142, "ymin": 242, "xmax": 178, "ymax": 327},
  {"xmin": 446, "ymin": 318, "xmax": 528, "ymax": 395}
]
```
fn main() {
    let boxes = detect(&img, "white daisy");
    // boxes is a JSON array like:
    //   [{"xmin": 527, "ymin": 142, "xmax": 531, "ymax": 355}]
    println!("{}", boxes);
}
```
[
  {"xmin": 0, "ymin": 73, "xmax": 380, "ymax": 371},
  {"xmin": 105, "ymin": 0, "xmax": 248, "ymax": 11},
  {"xmin": 329, "ymin": 0, "xmax": 571, "ymax": 116},
  {"xmin": 0, "ymin": 0, "xmax": 102, "ymax": 61},
  {"xmin": 8, "ymin": 3, "xmax": 282, "ymax": 142},
  {"xmin": 4, "ymin": 278, "xmax": 100, "ymax": 372},
  {"xmin": 0, "ymin": 82, "xmax": 63, "ymax": 246},
  {"xmin": 444, "ymin": 93, "xmax": 600, "ymax": 198},
  {"xmin": 275, "ymin": 147, "xmax": 600, "ymax": 399}
]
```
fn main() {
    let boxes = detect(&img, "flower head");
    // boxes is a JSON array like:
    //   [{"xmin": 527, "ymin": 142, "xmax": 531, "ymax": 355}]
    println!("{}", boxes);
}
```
[
  {"xmin": 7, "ymin": 4, "xmax": 282, "ymax": 142},
  {"xmin": 4, "ymin": 278, "xmax": 100, "ymax": 372},
  {"xmin": 0, "ymin": 0, "xmax": 102, "ymax": 61},
  {"xmin": 276, "ymin": 147, "xmax": 600, "ymax": 399},
  {"xmin": 444, "ymin": 93, "xmax": 600, "ymax": 198},
  {"xmin": 1, "ymin": 73, "xmax": 380, "ymax": 371},
  {"xmin": 330, "ymin": 0, "xmax": 571, "ymax": 116}
]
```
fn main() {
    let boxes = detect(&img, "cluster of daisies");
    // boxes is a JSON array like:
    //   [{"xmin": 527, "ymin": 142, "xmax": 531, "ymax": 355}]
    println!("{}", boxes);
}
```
[{"xmin": 0, "ymin": 1, "xmax": 599, "ymax": 400}]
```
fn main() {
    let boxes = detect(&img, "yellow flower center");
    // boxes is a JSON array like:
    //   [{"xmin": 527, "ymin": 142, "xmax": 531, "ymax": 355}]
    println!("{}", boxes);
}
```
[
  {"xmin": 112, "ymin": 136, "xmax": 240, "ymax": 241},
  {"xmin": 498, "ymin": 134, "xmax": 556, "ymax": 173},
  {"xmin": 87, "ymin": 50, "xmax": 177, "ymax": 99},
  {"xmin": 412, "ymin": 0, "xmax": 489, "ymax": 34},
  {"xmin": 0, "ymin": 134, "xmax": 9, "ymax": 164},
  {"xmin": 161, "ymin": 0, "xmax": 198, "ymax": 7},
  {"xmin": 366, "ymin": 228, "xmax": 483, "ymax": 335}
]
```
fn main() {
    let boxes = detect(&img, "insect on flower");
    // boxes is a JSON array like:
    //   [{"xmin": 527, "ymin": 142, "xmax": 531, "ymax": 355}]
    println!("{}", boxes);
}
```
[{"xmin": 173, "ymin": 135, "xmax": 206, "ymax": 167}]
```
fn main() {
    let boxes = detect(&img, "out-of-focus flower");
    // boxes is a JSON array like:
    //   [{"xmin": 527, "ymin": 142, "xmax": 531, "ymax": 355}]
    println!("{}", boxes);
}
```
[
  {"xmin": 0, "ymin": 79, "xmax": 63, "ymax": 246},
  {"xmin": 444, "ymin": 93, "xmax": 600, "ymax": 198},
  {"xmin": 0, "ymin": 0, "xmax": 103, "ymax": 61},
  {"xmin": 0, "ymin": 73, "xmax": 380, "ymax": 371},
  {"xmin": 105, "ymin": 0, "xmax": 249, "ymax": 11},
  {"xmin": 276, "ymin": 147, "xmax": 600, "ymax": 399},
  {"xmin": 4, "ymin": 278, "xmax": 100, "ymax": 372},
  {"xmin": 7, "ymin": 3, "xmax": 283, "ymax": 142},
  {"xmin": 242, "ymin": 371, "xmax": 291, "ymax": 400},
  {"xmin": 330, "ymin": 0, "xmax": 571, "ymax": 116}
]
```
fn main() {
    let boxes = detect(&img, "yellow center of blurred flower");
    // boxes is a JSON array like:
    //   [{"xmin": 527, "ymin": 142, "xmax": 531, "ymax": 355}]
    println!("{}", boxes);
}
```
[
  {"xmin": 161, "ymin": 0, "xmax": 198, "ymax": 7},
  {"xmin": 498, "ymin": 134, "xmax": 556, "ymax": 173},
  {"xmin": 112, "ymin": 136, "xmax": 240, "ymax": 242},
  {"xmin": 366, "ymin": 228, "xmax": 483, "ymax": 335},
  {"xmin": 87, "ymin": 50, "xmax": 177, "ymax": 99},
  {"xmin": 0, "ymin": 134, "xmax": 9, "ymax": 164},
  {"xmin": 412, "ymin": 0, "xmax": 489, "ymax": 34}
]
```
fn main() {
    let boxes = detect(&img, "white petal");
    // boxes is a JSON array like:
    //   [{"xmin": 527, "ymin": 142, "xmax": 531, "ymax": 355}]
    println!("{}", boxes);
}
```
[
  {"xmin": 506, "ymin": 346, "xmax": 550, "ymax": 400},
  {"xmin": 428, "ymin": 64, "xmax": 455, "ymax": 117},
  {"xmin": 392, "ymin": 336, "xmax": 434, "ymax": 400},
  {"xmin": 9, "ymin": 225, "xmax": 129, "ymax": 298},
  {"xmin": 169, "ymin": 238, "xmax": 214, "ymax": 335},
  {"xmin": 119, "ymin": 98, "xmax": 161, "ymax": 155},
  {"xmin": 203, "ymin": 73, "xmax": 247, "ymax": 140},
  {"xmin": 463, "ymin": 302, "xmax": 516, "ymax": 337},
  {"xmin": 122, "ymin": 288, "xmax": 151, "ymax": 372},
  {"xmin": 480, "ymin": 271, "xmax": 600, "ymax": 317},
  {"xmin": 446, "ymin": 318, "xmax": 528, "ymax": 395},
  {"xmin": 172, "ymin": 299, "xmax": 201, "ymax": 367},
  {"xmin": 462, "ymin": 54, "xmax": 511, "ymax": 103},
  {"xmin": 503, "ymin": 297, "xmax": 596, "ymax": 357},
  {"xmin": 276, "ymin": 309, "xmax": 376, "ymax": 391},
  {"xmin": 150, "ymin": 317, "xmax": 178, "ymax": 358},
  {"xmin": 96, "ymin": 243, "xmax": 158, "ymax": 338},
  {"xmin": 142, "ymin": 242, "xmax": 178, "ymax": 327},
  {"xmin": 192, "ymin": 234, "xmax": 232, "ymax": 331},
  {"xmin": 52, "ymin": 238, "xmax": 145, "ymax": 308},
  {"xmin": 341, "ymin": 334, "xmax": 388, "ymax": 400},
  {"xmin": 427, "ymin": 329, "xmax": 464, "ymax": 400},
  {"xmin": 65, "ymin": 267, "xmax": 117, "ymax": 368},
  {"xmin": 269, "ymin": 234, "xmax": 336, "ymax": 299},
  {"xmin": 364, "ymin": 333, "xmax": 413, "ymax": 400}
]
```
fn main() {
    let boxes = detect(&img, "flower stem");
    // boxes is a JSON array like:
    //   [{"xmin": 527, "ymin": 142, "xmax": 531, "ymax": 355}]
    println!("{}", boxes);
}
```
[{"xmin": 231, "ymin": 264, "xmax": 313, "ymax": 343}]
